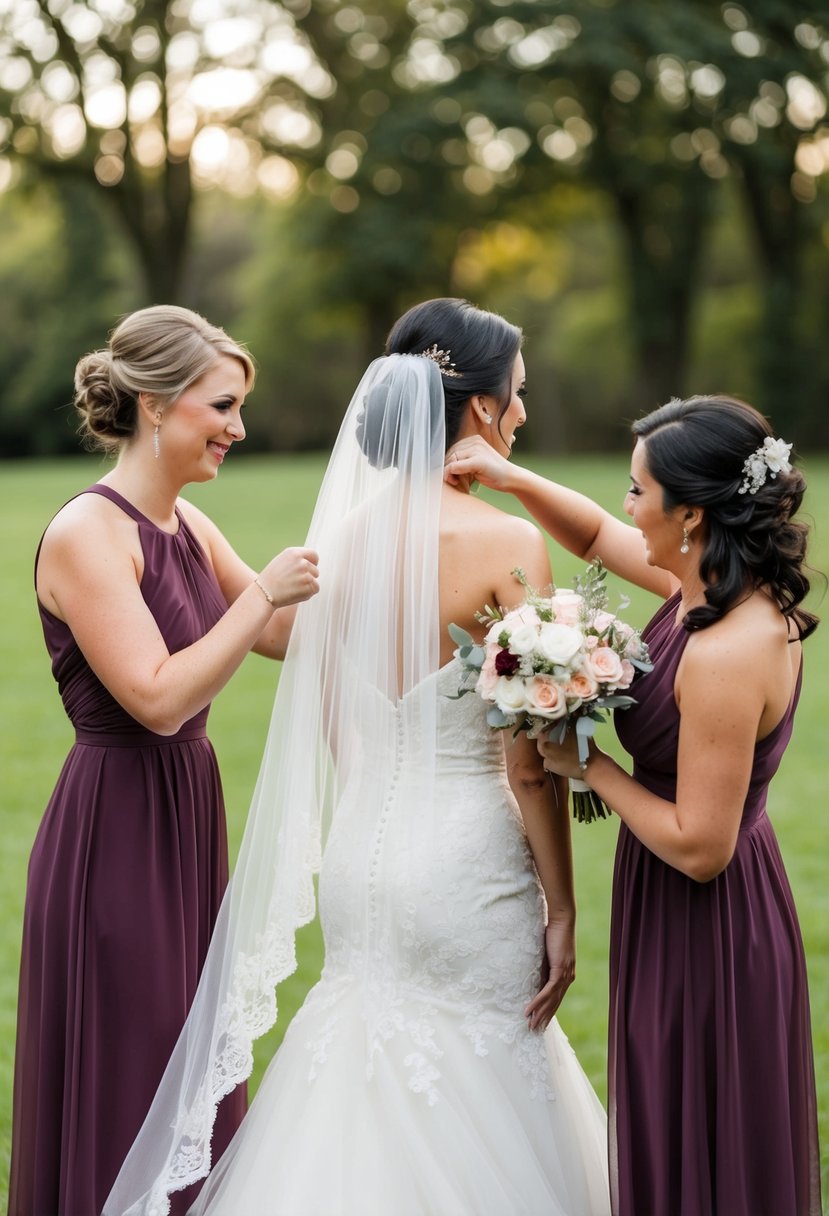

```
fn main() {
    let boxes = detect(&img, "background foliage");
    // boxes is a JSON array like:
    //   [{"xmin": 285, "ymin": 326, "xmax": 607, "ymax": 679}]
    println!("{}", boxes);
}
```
[{"xmin": 2, "ymin": 0, "xmax": 829, "ymax": 456}]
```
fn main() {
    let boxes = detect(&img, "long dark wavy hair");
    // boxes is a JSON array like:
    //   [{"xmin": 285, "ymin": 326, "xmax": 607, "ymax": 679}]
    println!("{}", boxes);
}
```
[
  {"xmin": 384, "ymin": 298, "xmax": 522, "ymax": 450},
  {"xmin": 633, "ymin": 395, "xmax": 818, "ymax": 639}
]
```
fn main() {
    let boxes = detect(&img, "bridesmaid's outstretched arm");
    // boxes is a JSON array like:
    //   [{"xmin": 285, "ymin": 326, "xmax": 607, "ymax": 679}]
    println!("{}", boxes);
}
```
[{"xmin": 445, "ymin": 436, "xmax": 674, "ymax": 600}]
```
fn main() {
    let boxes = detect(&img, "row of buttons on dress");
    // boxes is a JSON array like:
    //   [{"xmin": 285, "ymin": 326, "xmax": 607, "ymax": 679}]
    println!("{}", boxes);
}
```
[{"xmin": 366, "ymin": 713, "xmax": 406, "ymax": 936}]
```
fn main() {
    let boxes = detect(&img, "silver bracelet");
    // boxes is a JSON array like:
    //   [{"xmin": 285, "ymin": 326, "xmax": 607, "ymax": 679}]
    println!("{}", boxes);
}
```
[{"xmin": 253, "ymin": 576, "xmax": 275, "ymax": 606}]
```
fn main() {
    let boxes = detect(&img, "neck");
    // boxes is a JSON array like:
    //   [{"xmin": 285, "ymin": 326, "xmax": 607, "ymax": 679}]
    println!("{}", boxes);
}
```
[
  {"xmin": 101, "ymin": 446, "xmax": 182, "ymax": 528},
  {"xmin": 677, "ymin": 566, "xmax": 709, "ymax": 615}
]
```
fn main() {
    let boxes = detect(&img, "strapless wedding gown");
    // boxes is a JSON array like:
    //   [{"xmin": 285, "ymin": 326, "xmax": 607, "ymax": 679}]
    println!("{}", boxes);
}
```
[{"xmin": 190, "ymin": 659, "xmax": 610, "ymax": 1215}]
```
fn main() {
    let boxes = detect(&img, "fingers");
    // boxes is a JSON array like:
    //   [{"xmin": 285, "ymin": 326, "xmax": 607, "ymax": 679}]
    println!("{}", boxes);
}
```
[
  {"xmin": 443, "ymin": 447, "xmax": 473, "ymax": 485},
  {"xmin": 443, "ymin": 438, "xmax": 487, "ymax": 480},
  {"xmin": 536, "ymin": 734, "xmax": 576, "ymax": 778},
  {"xmin": 524, "ymin": 977, "xmax": 572, "ymax": 1031},
  {"xmin": 263, "ymin": 547, "xmax": 321, "ymax": 607},
  {"xmin": 292, "ymin": 549, "xmax": 320, "ymax": 603}
]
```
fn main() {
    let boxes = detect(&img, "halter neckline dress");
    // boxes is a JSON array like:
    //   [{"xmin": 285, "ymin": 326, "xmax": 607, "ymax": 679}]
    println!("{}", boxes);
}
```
[
  {"xmin": 9, "ymin": 484, "xmax": 246, "ymax": 1216},
  {"xmin": 612, "ymin": 591, "xmax": 821, "ymax": 1216}
]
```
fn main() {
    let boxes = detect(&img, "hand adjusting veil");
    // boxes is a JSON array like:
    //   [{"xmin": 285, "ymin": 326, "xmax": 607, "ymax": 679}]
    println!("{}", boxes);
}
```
[{"xmin": 105, "ymin": 355, "xmax": 447, "ymax": 1214}]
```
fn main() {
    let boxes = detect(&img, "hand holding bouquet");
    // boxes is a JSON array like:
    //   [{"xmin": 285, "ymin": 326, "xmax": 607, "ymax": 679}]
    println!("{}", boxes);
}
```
[{"xmin": 449, "ymin": 559, "xmax": 652, "ymax": 823}]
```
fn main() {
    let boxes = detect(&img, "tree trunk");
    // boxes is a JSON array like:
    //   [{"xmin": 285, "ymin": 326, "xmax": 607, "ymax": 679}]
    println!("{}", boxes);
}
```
[
  {"xmin": 110, "ymin": 156, "xmax": 192, "ymax": 304},
  {"xmin": 736, "ymin": 155, "xmax": 804, "ymax": 427},
  {"xmin": 614, "ymin": 172, "xmax": 711, "ymax": 412}
]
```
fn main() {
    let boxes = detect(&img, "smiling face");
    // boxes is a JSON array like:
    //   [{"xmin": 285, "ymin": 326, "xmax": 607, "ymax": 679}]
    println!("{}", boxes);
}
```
[
  {"xmin": 624, "ymin": 438, "xmax": 689, "ymax": 569},
  {"xmin": 485, "ymin": 351, "xmax": 527, "ymax": 458},
  {"xmin": 158, "ymin": 355, "xmax": 248, "ymax": 483}
]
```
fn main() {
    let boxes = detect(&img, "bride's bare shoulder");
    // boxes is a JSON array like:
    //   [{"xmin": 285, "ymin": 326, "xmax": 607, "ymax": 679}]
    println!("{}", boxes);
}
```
[
  {"xmin": 442, "ymin": 487, "xmax": 541, "ymax": 544},
  {"xmin": 441, "ymin": 489, "xmax": 551, "ymax": 594}
]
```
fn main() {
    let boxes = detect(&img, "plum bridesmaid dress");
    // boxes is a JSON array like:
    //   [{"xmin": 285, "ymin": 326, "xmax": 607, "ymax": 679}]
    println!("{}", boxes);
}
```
[
  {"xmin": 612, "ymin": 591, "xmax": 821, "ymax": 1216},
  {"xmin": 9, "ymin": 486, "xmax": 245, "ymax": 1216}
]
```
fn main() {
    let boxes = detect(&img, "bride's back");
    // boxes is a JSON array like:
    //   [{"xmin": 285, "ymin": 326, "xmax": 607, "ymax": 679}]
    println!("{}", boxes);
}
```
[{"xmin": 437, "ymin": 483, "xmax": 553, "ymax": 666}]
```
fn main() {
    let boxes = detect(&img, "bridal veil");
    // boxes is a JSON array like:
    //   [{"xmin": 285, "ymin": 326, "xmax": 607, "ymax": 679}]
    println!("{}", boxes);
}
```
[{"xmin": 105, "ymin": 355, "xmax": 447, "ymax": 1214}]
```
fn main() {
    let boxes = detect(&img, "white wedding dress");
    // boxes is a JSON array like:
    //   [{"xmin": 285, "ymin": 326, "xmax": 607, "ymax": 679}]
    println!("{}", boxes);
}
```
[{"xmin": 189, "ymin": 658, "xmax": 610, "ymax": 1216}]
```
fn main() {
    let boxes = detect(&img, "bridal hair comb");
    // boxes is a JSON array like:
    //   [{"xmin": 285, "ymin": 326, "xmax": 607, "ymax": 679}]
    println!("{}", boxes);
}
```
[
  {"xmin": 738, "ymin": 436, "xmax": 793, "ymax": 495},
  {"xmin": 420, "ymin": 344, "xmax": 463, "ymax": 378}
]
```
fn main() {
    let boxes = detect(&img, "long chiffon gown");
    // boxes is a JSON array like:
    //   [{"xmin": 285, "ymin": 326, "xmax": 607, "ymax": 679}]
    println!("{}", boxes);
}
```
[
  {"xmin": 9, "ymin": 485, "xmax": 246, "ymax": 1216},
  {"xmin": 612, "ymin": 592, "xmax": 821, "ymax": 1216},
  {"xmin": 185, "ymin": 657, "xmax": 611, "ymax": 1216}
]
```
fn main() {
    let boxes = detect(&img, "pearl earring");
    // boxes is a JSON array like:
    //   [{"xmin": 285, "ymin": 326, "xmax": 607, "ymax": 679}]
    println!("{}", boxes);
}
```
[
  {"xmin": 680, "ymin": 526, "xmax": 690, "ymax": 555},
  {"xmin": 482, "ymin": 413, "xmax": 492, "ymax": 424}
]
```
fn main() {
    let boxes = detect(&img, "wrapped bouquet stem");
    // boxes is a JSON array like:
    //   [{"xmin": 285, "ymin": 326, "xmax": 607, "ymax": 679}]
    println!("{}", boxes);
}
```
[{"xmin": 449, "ymin": 559, "xmax": 652, "ymax": 824}]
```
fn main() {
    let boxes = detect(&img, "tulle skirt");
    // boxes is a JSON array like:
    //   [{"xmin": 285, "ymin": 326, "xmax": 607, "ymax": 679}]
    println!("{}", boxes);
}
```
[{"xmin": 189, "ymin": 976, "xmax": 610, "ymax": 1216}]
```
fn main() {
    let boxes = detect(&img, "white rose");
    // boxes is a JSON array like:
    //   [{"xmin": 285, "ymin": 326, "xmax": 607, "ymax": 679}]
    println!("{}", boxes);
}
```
[
  {"xmin": 536, "ymin": 622, "xmax": 583, "ymax": 667},
  {"xmin": 505, "ymin": 623, "xmax": 539, "ymax": 656},
  {"xmin": 488, "ymin": 605, "xmax": 541, "ymax": 643},
  {"xmin": 494, "ymin": 676, "xmax": 531, "ymax": 716}
]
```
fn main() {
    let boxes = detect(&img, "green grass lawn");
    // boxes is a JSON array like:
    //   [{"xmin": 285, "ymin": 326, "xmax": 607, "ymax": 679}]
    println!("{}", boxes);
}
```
[{"xmin": 1, "ymin": 452, "xmax": 827, "ymax": 1207}]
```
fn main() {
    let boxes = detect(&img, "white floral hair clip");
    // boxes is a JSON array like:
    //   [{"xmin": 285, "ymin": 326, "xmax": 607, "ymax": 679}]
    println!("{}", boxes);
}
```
[{"xmin": 738, "ymin": 436, "xmax": 793, "ymax": 495}]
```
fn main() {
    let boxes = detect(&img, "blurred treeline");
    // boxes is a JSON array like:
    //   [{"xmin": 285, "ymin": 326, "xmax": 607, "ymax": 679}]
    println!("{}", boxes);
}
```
[{"xmin": 2, "ymin": 0, "xmax": 829, "ymax": 457}]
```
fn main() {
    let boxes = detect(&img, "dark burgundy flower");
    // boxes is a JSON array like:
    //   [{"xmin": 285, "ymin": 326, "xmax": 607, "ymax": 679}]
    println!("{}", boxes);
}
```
[{"xmin": 495, "ymin": 648, "xmax": 520, "ymax": 676}]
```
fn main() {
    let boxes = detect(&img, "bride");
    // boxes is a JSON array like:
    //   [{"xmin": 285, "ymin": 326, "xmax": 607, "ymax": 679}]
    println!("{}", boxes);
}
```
[{"xmin": 105, "ymin": 298, "xmax": 610, "ymax": 1216}]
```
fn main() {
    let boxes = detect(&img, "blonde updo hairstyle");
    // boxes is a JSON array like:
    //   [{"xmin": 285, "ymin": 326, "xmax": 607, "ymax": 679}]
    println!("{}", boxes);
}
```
[{"xmin": 74, "ymin": 305, "xmax": 256, "ymax": 451}]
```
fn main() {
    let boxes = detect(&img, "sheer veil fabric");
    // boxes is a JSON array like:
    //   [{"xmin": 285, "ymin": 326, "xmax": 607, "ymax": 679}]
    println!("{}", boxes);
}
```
[{"xmin": 104, "ymin": 355, "xmax": 446, "ymax": 1215}]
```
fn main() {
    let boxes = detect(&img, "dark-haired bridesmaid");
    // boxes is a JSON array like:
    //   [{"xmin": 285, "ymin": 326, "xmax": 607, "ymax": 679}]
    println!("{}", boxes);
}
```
[
  {"xmin": 448, "ymin": 396, "xmax": 821, "ymax": 1216},
  {"xmin": 9, "ymin": 306, "xmax": 319, "ymax": 1215}
]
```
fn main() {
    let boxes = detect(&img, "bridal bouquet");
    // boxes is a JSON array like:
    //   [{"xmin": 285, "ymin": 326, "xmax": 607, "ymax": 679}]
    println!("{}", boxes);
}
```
[{"xmin": 449, "ymin": 559, "xmax": 652, "ymax": 823}]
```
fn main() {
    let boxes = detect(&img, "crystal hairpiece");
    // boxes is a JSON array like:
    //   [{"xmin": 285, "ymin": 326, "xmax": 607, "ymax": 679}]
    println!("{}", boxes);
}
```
[
  {"xmin": 738, "ymin": 436, "xmax": 792, "ymax": 495},
  {"xmin": 420, "ymin": 344, "xmax": 463, "ymax": 378}
]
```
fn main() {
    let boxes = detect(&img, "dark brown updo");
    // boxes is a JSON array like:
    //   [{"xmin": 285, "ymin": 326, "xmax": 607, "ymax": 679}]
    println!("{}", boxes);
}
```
[
  {"xmin": 74, "ymin": 305, "xmax": 255, "ymax": 451},
  {"xmin": 385, "ymin": 298, "xmax": 522, "ymax": 450},
  {"xmin": 633, "ymin": 395, "xmax": 818, "ymax": 639}
]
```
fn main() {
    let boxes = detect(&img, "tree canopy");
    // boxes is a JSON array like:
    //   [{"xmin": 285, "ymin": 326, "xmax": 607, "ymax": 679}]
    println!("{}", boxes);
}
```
[{"xmin": 2, "ymin": 0, "xmax": 828, "ymax": 453}]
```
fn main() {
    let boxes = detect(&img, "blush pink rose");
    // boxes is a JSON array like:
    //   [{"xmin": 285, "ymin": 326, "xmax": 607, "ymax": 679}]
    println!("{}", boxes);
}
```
[
  {"xmin": 525, "ymin": 675, "xmax": 568, "ymax": 720},
  {"xmin": 585, "ymin": 646, "xmax": 625, "ymax": 687},
  {"xmin": 549, "ymin": 590, "xmax": 582, "ymax": 626},
  {"xmin": 624, "ymin": 633, "xmax": 646, "ymax": 660},
  {"xmin": 593, "ymin": 611, "xmax": 616, "ymax": 634},
  {"xmin": 476, "ymin": 647, "xmax": 500, "ymax": 698},
  {"xmin": 616, "ymin": 659, "xmax": 636, "ymax": 689},
  {"xmin": 564, "ymin": 671, "xmax": 599, "ymax": 703}
]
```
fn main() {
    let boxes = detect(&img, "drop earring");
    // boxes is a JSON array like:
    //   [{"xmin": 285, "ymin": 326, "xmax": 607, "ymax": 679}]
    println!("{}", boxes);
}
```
[
  {"xmin": 680, "ymin": 526, "xmax": 690, "ymax": 554},
  {"xmin": 153, "ymin": 414, "xmax": 161, "ymax": 459}
]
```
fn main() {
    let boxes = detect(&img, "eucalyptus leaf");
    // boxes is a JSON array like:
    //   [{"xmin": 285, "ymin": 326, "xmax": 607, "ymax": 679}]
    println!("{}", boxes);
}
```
[
  {"xmin": 600, "ymin": 695, "xmax": 637, "ymax": 709},
  {"xmin": 546, "ymin": 719, "xmax": 568, "ymax": 744},
  {"xmin": 448, "ymin": 623, "xmax": 474, "ymax": 649}
]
